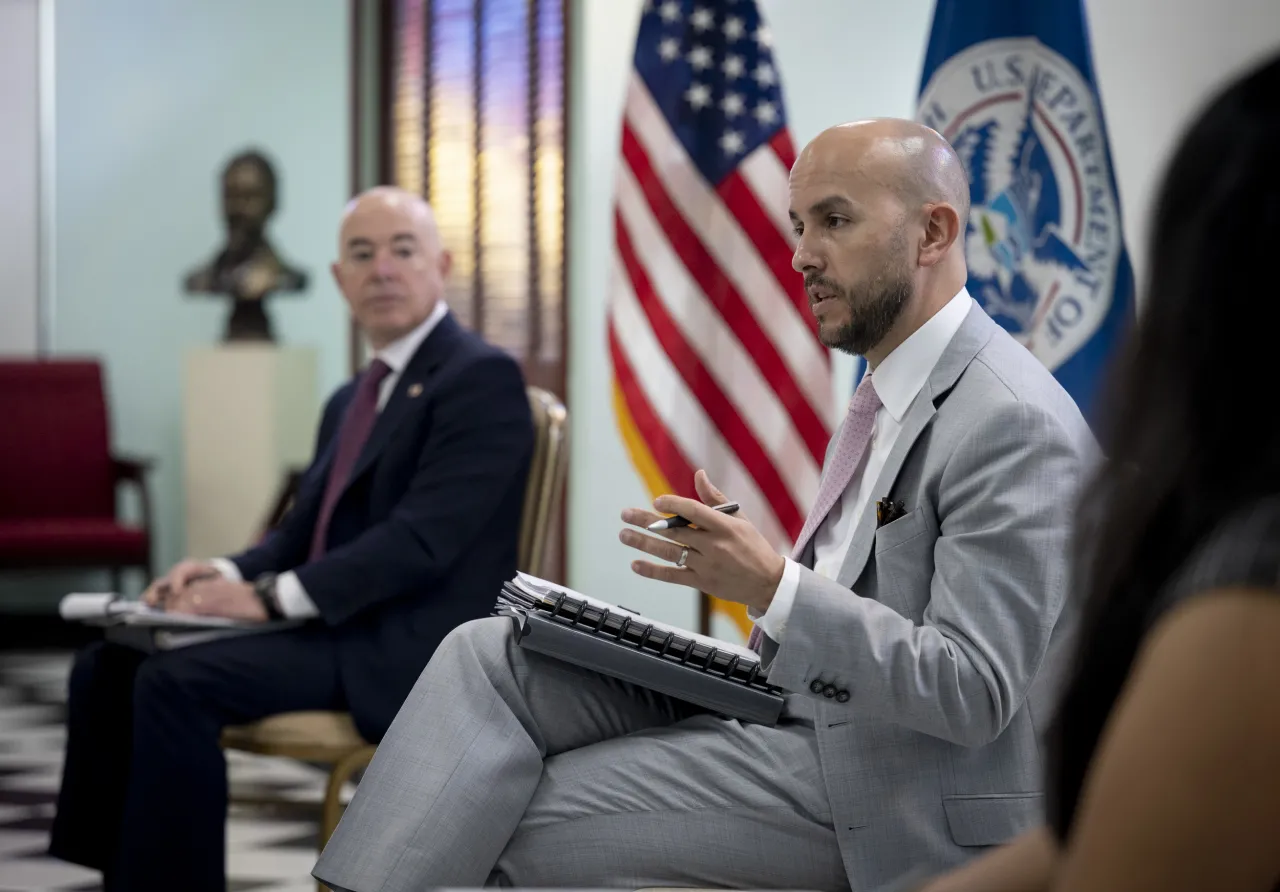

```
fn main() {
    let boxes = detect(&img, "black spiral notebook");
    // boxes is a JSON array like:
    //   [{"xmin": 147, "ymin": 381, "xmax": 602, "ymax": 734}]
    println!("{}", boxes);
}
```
[{"xmin": 495, "ymin": 573, "xmax": 784, "ymax": 725}]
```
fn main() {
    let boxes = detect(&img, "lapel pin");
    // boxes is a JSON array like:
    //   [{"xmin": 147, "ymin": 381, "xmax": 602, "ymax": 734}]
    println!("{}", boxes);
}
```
[{"xmin": 407, "ymin": 383, "xmax": 423, "ymax": 398}]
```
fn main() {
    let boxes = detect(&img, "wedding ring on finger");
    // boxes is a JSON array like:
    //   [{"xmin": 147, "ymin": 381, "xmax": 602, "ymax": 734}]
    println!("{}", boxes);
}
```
[{"xmin": 676, "ymin": 546, "xmax": 689, "ymax": 568}]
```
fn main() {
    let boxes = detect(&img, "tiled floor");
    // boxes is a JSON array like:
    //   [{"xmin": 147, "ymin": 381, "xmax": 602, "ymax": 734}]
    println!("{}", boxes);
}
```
[{"xmin": 0, "ymin": 650, "xmax": 346, "ymax": 891}]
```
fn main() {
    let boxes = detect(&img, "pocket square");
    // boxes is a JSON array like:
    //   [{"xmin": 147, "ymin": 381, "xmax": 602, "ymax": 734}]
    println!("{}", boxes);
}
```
[{"xmin": 876, "ymin": 498, "xmax": 907, "ymax": 528}]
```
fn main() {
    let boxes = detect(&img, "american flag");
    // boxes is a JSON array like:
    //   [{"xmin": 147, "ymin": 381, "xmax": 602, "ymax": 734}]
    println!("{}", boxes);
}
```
[{"xmin": 607, "ymin": 0, "xmax": 833, "ymax": 638}]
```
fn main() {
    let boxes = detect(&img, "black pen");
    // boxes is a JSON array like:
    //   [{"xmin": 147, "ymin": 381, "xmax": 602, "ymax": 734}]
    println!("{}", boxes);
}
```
[{"xmin": 647, "ymin": 501, "xmax": 740, "ymax": 531}]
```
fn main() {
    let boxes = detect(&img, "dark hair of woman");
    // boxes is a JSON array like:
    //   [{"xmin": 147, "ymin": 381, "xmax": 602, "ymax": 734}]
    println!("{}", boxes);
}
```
[{"xmin": 1047, "ymin": 50, "xmax": 1280, "ymax": 836}]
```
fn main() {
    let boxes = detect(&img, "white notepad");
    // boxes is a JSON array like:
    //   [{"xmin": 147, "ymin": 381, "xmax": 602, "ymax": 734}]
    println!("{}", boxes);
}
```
[
  {"xmin": 59, "ymin": 593, "xmax": 257, "ymax": 628},
  {"xmin": 59, "ymin": 592, "xmax": 303, "ymax": 650}
]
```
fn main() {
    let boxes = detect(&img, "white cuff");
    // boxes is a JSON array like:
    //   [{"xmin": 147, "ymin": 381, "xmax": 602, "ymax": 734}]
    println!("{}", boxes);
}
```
[
  {"xmin": 209, "ymin": 557, "xmax": 242, "ymax": 583},
  {"xmin": 274, "ymin": 571, "xmax": 321, "ymax": 619},
  {"xmin": 753, "ymin": 558, "xmax": 800, "ymax": 643}
]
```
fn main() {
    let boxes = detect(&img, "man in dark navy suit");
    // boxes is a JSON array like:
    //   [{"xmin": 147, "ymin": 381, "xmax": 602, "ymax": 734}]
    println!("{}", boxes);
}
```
[{"xmin": 48, "ymin": 187, "xmax": 534, "ymax": 892}]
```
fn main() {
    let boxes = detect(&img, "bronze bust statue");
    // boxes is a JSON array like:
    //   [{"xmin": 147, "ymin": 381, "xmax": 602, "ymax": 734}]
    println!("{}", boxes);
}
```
[{"xmin": 184, "ymin": 150, "xmax": 308, "ymax": 342}]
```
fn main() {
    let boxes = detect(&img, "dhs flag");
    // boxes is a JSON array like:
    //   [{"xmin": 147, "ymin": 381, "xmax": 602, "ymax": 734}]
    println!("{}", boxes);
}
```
[{"xmin": 917, "ymin": 0, "xmax": 1134, "ymax": 421}]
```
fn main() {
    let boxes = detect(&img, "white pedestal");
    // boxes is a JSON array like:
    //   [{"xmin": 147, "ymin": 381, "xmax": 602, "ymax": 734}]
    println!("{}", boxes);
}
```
[{"xmin": 182, "ymin": 345, "xmax": 319, "ymax": 560}]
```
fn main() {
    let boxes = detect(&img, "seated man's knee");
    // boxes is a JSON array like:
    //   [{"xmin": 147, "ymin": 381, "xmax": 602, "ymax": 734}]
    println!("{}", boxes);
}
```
[
  {"xmin": 437, "ymin": 616, "xmax": 516, "ymax": 673},
  {"xmin": 67, "ymin": 640, "xmax": 142, "ymax": 706},
  {"xmin": 131, "ymin": 652, "xmax": 198, "ymax": 711},
  {"xmin": 67, "ymin": 640, "xmax": 110, "ymax": 702}
]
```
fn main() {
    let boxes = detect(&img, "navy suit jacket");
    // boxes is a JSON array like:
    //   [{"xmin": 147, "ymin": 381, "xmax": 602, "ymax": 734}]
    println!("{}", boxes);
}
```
[{"xmin": 228, "ymin": 313, "xmax": 533, "ymax": 740}]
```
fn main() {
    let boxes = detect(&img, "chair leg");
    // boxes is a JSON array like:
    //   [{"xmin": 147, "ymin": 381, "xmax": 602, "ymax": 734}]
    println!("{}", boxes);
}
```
[{"xmin": 318, "ymin": 745, "xmax": 377, "ymax": 892}]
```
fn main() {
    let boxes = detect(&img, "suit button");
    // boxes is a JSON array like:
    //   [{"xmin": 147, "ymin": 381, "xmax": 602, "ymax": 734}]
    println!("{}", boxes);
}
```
[
  {"xmin": 822, "ymin": 685, "xmax": 837, "ymax": 698},
  {"xmin": 835, "ymin": 690, "xmax": 850, "ymax": 703},
  {"xmin": 809, "ymin": 679, "xmax": 825, "ymax": 694}
]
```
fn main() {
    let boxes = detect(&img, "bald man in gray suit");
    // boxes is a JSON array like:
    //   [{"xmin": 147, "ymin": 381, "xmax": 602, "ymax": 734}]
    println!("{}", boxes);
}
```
[{"xmin": 313, "ymin": 119, "xmax": 1097, "ymax": 892}]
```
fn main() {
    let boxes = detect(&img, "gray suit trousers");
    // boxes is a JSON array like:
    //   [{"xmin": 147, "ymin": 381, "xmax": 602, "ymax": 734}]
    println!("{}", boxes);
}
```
[{"xmin": 313, "ymin": 617, "xmax": 847, "ymax": 891}]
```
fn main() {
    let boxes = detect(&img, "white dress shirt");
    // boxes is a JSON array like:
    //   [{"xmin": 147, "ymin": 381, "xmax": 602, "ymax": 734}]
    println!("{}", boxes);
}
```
[
  {"xmin": 211, "ymin": 300, "xmax": 450, "ymax": 618},
  {"xmin": 754, "ymin": 288, "xmax": 973, "ymax": 642}
]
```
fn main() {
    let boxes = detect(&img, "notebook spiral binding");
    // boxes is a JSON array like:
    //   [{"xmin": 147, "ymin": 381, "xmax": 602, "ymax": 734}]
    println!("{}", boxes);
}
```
[{"xmin": 500, "ymin": 582, "xmax": 780, "ymax": 696}]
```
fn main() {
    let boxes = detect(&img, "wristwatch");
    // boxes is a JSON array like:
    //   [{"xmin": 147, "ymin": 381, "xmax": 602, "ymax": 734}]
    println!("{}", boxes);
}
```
[{"xmin": 252, "ymin": 573, "xmax": 285, "ymax": 620}]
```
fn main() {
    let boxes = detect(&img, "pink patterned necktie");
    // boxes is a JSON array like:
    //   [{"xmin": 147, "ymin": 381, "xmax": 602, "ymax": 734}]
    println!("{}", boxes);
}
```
[
  {"xmin": 308, "ymin": 359, "xmax": 393, "ymax": 560},
  {"xmin": 791, "ymin": 374, "xmax": 882, "ymax": 559},
  {"xmin": 749, "ymin": 375, "xmax": 881, "ymax": 651}
]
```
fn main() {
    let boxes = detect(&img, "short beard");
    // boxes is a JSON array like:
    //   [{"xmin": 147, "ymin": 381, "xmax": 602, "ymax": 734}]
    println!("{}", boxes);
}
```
[
  {"xmin": 810, "ymin": 224, "xmax": 914, "ymax": 356},
  {"xmin": 816, "ymin": 274, "xmax": 913, "ymax": 357}
]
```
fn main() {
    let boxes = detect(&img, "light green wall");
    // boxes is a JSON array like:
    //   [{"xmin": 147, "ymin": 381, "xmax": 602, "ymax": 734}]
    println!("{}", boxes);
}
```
[{"xmin": 4, "ymin": 0, "xmax": 352, "ymax": 609}]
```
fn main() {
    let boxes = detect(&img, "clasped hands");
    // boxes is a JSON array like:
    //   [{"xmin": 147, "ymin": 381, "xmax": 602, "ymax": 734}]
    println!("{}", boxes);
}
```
[
  {"xmin": 140, "ymin": 559, "xmax": 268, "ymax": 622},
  {"xmin": 619, "ymin": 469, "xmax": 785, "ymax": 613}
]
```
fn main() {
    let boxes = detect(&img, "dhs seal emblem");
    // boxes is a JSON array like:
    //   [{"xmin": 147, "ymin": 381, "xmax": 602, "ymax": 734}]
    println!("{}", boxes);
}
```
[{"xmin": 919, "ymin": 38, "xmax": 1122, "ymax": 372}]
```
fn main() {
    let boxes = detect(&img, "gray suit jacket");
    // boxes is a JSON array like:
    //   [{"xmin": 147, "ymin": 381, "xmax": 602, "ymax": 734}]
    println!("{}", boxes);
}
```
[{"xmin": 763, "ymin": 304, "xmax": 1096, "ymax": 891}]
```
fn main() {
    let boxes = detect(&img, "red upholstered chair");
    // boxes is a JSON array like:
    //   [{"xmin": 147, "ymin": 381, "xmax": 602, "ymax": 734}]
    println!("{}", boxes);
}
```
[{"xmin": 0, "ymin": 359, "xmax": 153, "ymax": 589}]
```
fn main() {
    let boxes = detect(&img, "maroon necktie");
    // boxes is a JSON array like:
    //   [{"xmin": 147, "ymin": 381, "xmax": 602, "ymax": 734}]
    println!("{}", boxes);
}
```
[{"xmin": 308, "ymin": 359, "xmax": 393, "ymax": 560}]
